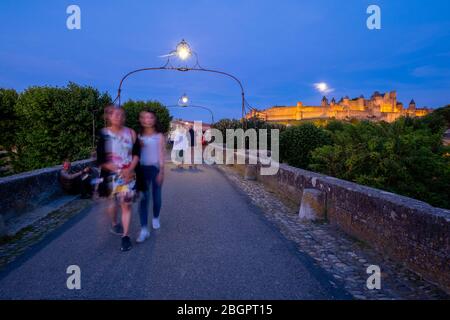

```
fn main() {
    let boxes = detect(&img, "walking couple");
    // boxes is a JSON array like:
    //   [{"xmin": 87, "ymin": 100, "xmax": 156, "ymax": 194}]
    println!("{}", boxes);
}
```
[{"xmin": 96, "ymin": 105, "xmax": 165, "ymax": 251}]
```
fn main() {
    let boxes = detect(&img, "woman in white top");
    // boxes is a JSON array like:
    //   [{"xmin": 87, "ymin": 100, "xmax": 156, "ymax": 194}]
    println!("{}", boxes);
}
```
[
  {"xmin": 136, "ymin": 109, "xmax": 166, "ymax": 243},
  {"xmin": 171, "ymin": 124, "xmax": 189, "ymax": 169}
]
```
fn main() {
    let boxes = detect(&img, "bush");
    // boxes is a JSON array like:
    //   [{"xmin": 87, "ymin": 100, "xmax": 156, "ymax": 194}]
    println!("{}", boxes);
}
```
[
  {"xmin": 415, "ymin": 105, "xmax": 450, "ymax": 134},
  {"xmin": 13, "ymin": 82, "xmax": 111, "ymax": 172},
  {"xmin": 0, "ymin": 88, "xmax": 19, "ymax": 151},
  {"xmin": 280, "ymin": 123, "xmax": 331, "ymax": 169},
  {"xmin": 212, "ymin": 118, "xmax": 242, "ymax": 135},
  {"xmin": 122, "ymin": 100, "xmax": 171, "ymax": 134},
  {"xmin": 310, "ymin": 118, "xmax": 450, "ymax": 209},
  {"xmin": 325, "ymin": 119, "xmax": 348, "ymax": 133},
  {"xmin": 212, "ymin": 118, "xmax": 285, "ymax": 149}
]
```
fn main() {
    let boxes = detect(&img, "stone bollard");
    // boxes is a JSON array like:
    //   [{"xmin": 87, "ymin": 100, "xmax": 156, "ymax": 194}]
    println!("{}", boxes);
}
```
[
  {"xmin": 299, "ymin": 188, "xmax": 326, "ymax": 221},
  {"xmin": 0, "ymin": 214, "xmax": 6, "ymax": 238},
  {"xmin": 244, "ymin": 164, "xmax": 257, "ymax": 181}
]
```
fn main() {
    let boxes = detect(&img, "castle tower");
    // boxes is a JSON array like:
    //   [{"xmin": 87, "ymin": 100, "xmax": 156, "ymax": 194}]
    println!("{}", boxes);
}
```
[
  {"xmin": 383, "ymin": 92, "xmax": 392, "ymax": 111},
  {"xmin": 408, "ymin": 99, "xmax": 416, "ymax": 111},
  {"xmin": 371, "ymin": 91, "xmax": 382, "ymax": 107},
  {"xmin": 358, "ymin": 95, "xmax": 365, "ymax": 109},
  {"xmin": 390, "ymin": 91, "xmax": 397, "ymax": 111},
  {"xmin": 321, "ymin": 96, "xmax": 329, "ymax": 107},
  {"xmin": 390, "ymin": 91, "xmax": 397, "ymax": 99},
  {"xmin": 295, "ymin": 102, "xmax": 303, "ymax": 120},
  {"xmin": 342, "ymin": 96, "xmax": 350, "ymax": 109},
  {"xmin": 372, "ymin": 91, "xmax": 381, "ymax": 98}
]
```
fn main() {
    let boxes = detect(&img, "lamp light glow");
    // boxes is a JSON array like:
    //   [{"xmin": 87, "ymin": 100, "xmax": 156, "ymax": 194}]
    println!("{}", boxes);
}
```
[
  {"xmin": 179, "ymin": 93, "xmax": 189, "ymax": 106},
  {"xmin": 176, "ymin": 39, "xmax": 192, "ymax": 60}
]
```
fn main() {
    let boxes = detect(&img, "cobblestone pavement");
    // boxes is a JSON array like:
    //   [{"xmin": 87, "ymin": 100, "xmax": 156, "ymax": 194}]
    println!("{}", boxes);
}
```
[
  {"xmin": 217, "ymin": 165, "xmax": 449, "ymax": 300},
  {"xmin": 0, "ymin": 198, "xmax": 92, "ymax": 270}
]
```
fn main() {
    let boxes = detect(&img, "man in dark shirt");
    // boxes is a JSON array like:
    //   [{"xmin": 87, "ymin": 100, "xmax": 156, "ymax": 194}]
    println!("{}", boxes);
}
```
[
  {"xmin": 59, "ymin": 159, "xmax": 92, "ymax": 198},
  {"xmin": 188, "ymin": 125, "xmax": 197, "ymax": 170}
]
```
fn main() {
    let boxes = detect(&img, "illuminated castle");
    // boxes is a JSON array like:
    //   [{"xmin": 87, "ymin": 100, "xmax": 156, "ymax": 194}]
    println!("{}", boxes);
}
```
[{"xmin": 246, "ymin": 91, "xmax": 430, "ymax": 123}]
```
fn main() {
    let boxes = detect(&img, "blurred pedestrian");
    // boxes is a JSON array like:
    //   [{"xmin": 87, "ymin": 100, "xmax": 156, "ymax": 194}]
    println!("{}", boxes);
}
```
[
  {"xmin": 171, "ymin": 124, "xmax": 188, "ymax": 169},
  {"xmin": 96, "ymin": 105, "xmax": 140, "ymax": 252},
  {"xmin": 135, "ymin": 109, "xmax": 166, "ymax": 243}
]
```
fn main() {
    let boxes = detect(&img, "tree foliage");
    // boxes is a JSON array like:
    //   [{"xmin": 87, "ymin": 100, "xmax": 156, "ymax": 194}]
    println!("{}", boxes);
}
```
[
  {"xmin": 12, "ymin": 83, "xmax": 111, "ymax": 172},
  {"xmin": 212, "ymin": 118, "xmax": 285, "ymax": 149},
  {"xmin": 416, "ymin": 105, "xmax": 450, "ymax": 134},
  {"xmin": 279, "ymin": 123, "xmax": 331, "ymax": 169},
  {"xmin": 122, "ymin": 100, "xmax": 171, "ymax": 134},
  {"xmin": 0, "ymin": 88, "xmax": 19, "ymax": 151},
  {"xmin": 310, "ymin": 116, "xmax": 450, "ymax": 209},
  {"xmin": 212, "ymin": 118, "xmax": 243, "ymax": 134}
]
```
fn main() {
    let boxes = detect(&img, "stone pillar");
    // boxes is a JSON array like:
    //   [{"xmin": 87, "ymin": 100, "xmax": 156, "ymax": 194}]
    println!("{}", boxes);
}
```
[
  {"xmin": 244, "ymin": 164, "xmax": 258, "ymax": 181},
  {"xmin": 299, "ymin": 188, "xmax": 326, "ymax": 221}
]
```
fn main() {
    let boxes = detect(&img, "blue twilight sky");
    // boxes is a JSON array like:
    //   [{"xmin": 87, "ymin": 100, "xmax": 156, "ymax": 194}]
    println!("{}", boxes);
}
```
[{"xmin": 1, "ymin": 0, "xmax": 449, "ymax": 122}]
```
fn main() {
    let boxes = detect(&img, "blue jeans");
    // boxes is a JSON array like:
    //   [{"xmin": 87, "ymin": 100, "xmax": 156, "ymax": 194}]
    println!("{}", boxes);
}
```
[{"xmin": 139, "ymin": 165, "xmax": 162, "ymax": 227}]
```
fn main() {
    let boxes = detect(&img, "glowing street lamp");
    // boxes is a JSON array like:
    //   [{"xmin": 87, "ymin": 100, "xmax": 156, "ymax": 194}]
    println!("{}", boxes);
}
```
[
  {"xmin": 170, "ymin": 94, "xmax": 215, "ymax": 124},
  {"xmin": 114, "ymin": 39, "xmax": 251, "ymax": 123},
  {"xmin": 179, "ymin": 93, "xmax": 189, "ymax": 106},
  {"xmin": 175, "ymin": 39, "xmax": 192, "ymax": 60}
]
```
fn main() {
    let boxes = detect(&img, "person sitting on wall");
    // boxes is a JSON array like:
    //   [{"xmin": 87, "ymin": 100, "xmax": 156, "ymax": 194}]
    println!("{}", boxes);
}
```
[{"xmin": 59, "ymin": 159, "xmax": 93, "ymax": 198}]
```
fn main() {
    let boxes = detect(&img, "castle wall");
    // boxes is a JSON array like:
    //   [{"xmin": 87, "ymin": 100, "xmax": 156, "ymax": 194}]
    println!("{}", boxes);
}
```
[
  {"xmin": 261, "ymin": 106, "xmax": 297, "ymax": 121},
  {"xmin": 247, "ymin": 91, "xmax": 430, "ymax": 123}
]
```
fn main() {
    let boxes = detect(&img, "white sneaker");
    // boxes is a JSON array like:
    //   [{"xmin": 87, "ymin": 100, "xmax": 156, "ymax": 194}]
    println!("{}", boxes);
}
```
[
  {"xmin": 136, "ymin": 227, "xmax": 150, "ymax": 243},
  {"xmin": 152, "ymin": 217, "xmax": 160, "ymax": 229}
]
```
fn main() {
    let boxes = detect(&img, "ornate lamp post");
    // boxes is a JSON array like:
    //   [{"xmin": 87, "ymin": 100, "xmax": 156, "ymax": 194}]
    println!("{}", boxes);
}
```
[
  {"xmin": 167, "ymin": 93, "xmax": 215, "ymax": 124},
  {"xmin": 174, "ymin": 40, "xmax": 192, "ymax": 61},
  {"xmin": 112, "ymin": 39, "xmax": 254, "ymax": 122}
]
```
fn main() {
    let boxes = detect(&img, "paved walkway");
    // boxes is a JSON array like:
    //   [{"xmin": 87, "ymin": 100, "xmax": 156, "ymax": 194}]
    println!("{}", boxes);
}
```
[{"xmin": 0, "ymin": 164, "xmax": 349, "ymax": 299}]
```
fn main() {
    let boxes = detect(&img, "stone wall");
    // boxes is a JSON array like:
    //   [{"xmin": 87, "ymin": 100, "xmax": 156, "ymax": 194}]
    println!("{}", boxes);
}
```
[
  {"xmin": 231, "ymin": 162, "xmax": 450, "ymax": 293},
  {"xmin": 0, "ymin": 159, "xmax": 94, "ymax": 222}
]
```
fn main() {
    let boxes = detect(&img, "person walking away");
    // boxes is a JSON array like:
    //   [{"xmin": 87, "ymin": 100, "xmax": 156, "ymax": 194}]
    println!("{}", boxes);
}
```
[
  {"xmin": 136, "ymin": 109, "xmax": 166, "ymax": 243},
  {"xmin": 96, "ymin": 105, "xmax": 140, "ymax": 251},
  {"xmin": 188, "ymin": 125, "xmax": 197, "ymax": 170},
  {"xmin": 171, "ymin": 124, "xmax": 188, "ymax": 169}
]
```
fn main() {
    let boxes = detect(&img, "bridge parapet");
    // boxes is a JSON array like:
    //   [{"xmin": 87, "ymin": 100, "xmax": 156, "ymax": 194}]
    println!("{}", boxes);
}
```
[
  {"xmin": 228, "ymin": 158, "xmax": 450, "ymax": 294},
  {"xmin": 0, "ymin": 159, "xmax": 94, "ymax": 224}
]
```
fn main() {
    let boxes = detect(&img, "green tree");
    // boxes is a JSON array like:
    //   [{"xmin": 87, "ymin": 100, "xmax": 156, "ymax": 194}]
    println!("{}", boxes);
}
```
[
  {"xmin": 325, "ymin": 119, "xmax": 348, "ymax": 133},
  {"xmin": 310, "ymin": 118, "xmax": 450, "ymax": 209},
  {"xmin": 280, "ymin": 123, "xmax": 331, "ymax": 169},
  {"xmin": 416, "ymin": 105, "xmax": 450, "ymax": 134},
  {"xmin": 13, "ymin": 82, "xmax": 111, "ymax": 173},
  {"xmin": 212, "ymin": 118, "xmax": 285, "ymax": 149},
  {"xmin": 212, "ymin": 118, "xmax": 242, "ymax": 135},
  {"xmin": 122, "ymin": 100, "xmax": 171, "ymax": 133},
  {"xmin": 0, "ymin": 88, "xmax": 19, "ymax": 176},
  {"xmin": 0, "ymin": 88, "xmax": 19, "ymax": 150}
]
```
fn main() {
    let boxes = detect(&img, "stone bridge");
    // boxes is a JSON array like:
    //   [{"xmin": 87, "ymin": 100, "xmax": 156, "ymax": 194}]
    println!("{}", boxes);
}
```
[{"xmin": 0, "ymin": 157, "xmax": 448, "ymax": 299}]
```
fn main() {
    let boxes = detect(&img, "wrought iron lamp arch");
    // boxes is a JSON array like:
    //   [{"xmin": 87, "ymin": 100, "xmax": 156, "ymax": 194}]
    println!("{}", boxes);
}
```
[
  {"xmin": 167, "ymin": 104, "xmax": 215, "ymax": 124},
  {"xmin": 112, "ymin": 40, "xmax": 255, "ymax": 121}
]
